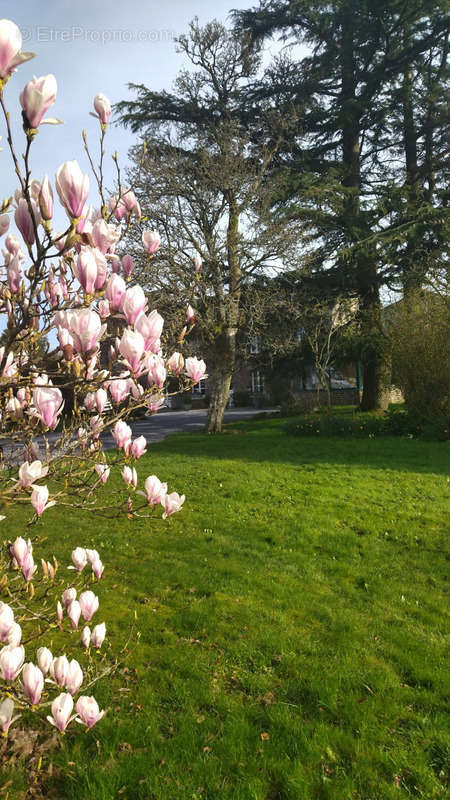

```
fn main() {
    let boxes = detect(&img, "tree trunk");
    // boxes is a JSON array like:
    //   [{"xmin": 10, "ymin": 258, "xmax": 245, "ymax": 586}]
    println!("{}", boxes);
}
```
[
  {"xmin": 339, "ymin": 16, "xmax": 391, "ymax": 412},
  {"xmin": 205, "ymin": 365, "xmax": 233, "ymax": 433},
  {"xmin": 360, "ymin": 287, "xmax": 391, "ymax": 411},
  {"xmin": 205, "ymin": 190, "xmax": 241, "ymax": 434},
  {"xmin": 401, "ymin": 64, "xmax": 423, "ymax": 293}
]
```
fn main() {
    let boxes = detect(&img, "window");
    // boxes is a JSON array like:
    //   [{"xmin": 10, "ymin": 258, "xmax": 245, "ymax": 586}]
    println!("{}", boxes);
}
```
[
  {"xmin": 192, "ymin": 379, "xmax": 206, "ymax": 396},
  {"xmin": 251, "ymin": 370, "xmax": 265, "ymax": 394},
  {"xmin": 249, "ymin": 335, "xmax": 262, "ymax": 354}
]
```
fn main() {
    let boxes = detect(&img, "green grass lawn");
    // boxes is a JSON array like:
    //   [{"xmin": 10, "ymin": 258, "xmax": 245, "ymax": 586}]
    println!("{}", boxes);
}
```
[{"xmin": 2, "ymin": 418, "xmax": 449, "ymax": 799}]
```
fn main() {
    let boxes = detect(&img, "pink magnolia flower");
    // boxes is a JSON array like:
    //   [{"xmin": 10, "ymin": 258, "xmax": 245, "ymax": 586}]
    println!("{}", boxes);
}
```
[
  {"xmin": 86, "ymin": 354, "xmax": 100, "ymax": 379},
  {"xmin": 75, "ymin": 203, "xmax": 93, "ymax": 234},
  {"xmin": 112, "ymin": 420, "xmax": 132, "ymax": 450},
  {"xmin": 55, "ymin": 161, "xmax": 89, "ymax": 219},
  {"xmin": 185, "ymin": 357, "xmax": 207, "ymax": 383},
  {"xmin": 18, "ymin": 460, "xmax": 48, "ymax": 488},
  {"xmin": 146, "ymin": 393, "xmax": 165, "ymax": 413},
  {"xmin": 32, "ymin": 385, "xmax": 64, "ymax": 429},
  {"xmin": 0, "ymin": 645, "xmax": 25, "ymax": 681},
  {"xmin": 130, "ymin": 380, "xmax": 144, "ymax": 401},
  {"xmin": 85, "ymin": 549, "xmax": 100, "ymax": 566},
  {"xmin": 20, "ymin": 74, "xmax": 57, "ymax": 128},
  {"xmin": 47, "ymin": 692, "xmax": 74, "ymax": 732},
  {"xmin": 0, "ymin": 213, "xmax": 9, "ymax": 236},
  {"xmin": 186, "ymin": 305, "xmax": 195, "ymax": 324},
  {"xmin": 93, "ymin": 93, "xmax": 111, "ymax": 124},
  {"xmin": 6, "ymin": 254, "xmax": 22, "ymax": 293},
  {"xmin": 22, "ymin": 663, "xmax": 44, "ymax": 705},
  {"xmin": 0, "ymin": 698, "xmax": 18, "ymax": 734},
  {"xmin": 81, "ymin": 626, "xmax": 91, "ymax": 649},
  {"xmin": 141, "ymin": 475, "xmax": 167, "ymax": 506},
  {"xmin": 119, "ymin": 328, "xmax": 145, "ymax": 375},
  {"xmin": 162, "ymin": 491, "xmax": 185, "ymax": 520},
  {"xmin": 121, "ymin": 188, "xmax": 141, "ymax": 217},
  {"xmin": 131, "ymin": 436, "xmax": 147, "ymax": 459},
  {"xmin": 84, "ymin": 392, "xmax": 96, "ymax": 412},
  {"xmin": 0, "ymin": 347, "xmax": 17, "ymax": 378},
  {"xmin": 39, "ymin": 174, "xmax": 53, "ymax": 220},
  {"xmin": 74, "ymin": 247, "xmax": 100, "ymax": 294},
  {"xmin": 6, "ymin": 623, "xmax": 22, "ymax": 647},
  {"xmin": 21, "ymin": 549, "xmax": 36, "ymax": 581},
  {"xmin": 142, "ymin": 229, "xmax": 161, "ymax": 255},
  {"xmin": 56, "ymin": 601, "xmax": 64, "ymax": 623},
  {"xmin": 10, "ymin": 537, "xmax": 31, "ymax": 568},
  {"xmin": 75, "ymin": 695, "xmax": 105, "ymax": 729},
  {"xmin": 168, "ymin": 352, "xmax": 184, "ymax": 376},
  {"xmin": 79, "ymin": 591, "xmax": 99, "ymax": 622},
  {"xmin": 67, "ymin": 600, "xmax": 82, "ymax": 630},
  {"xmin": 91, "ymin": 559, "xmax": 104, "ymax": 580},
  {"xmin": 62, "ymin": 588, "xmax": 77, "ymax": 609},
  {"xmin": 105, "ymin": 273, "xmax": 126, "ymax": 312},
  {"xmin": 135, "ymin": 309, "xmax": 163, "ymax": 352},
  {"xmin": 91, "ymin": 623, "xmax": 106, "ymax": 649},
  {"xmin": 0, "ymin": 603, "xmax": 14, "ymax": 642},
  {"xmin": 4, "ymin": 233, "xmax": 22, "ymax": 255},
  {"xmin": 68, "ymin": 308, "xmax": 105, "ymax": 354},
  {"xmin": 16, "ymin": 387, "xmax": 28, "ymax": 409},
  {"xmin": 31, "ymin": 485, "xmax": 53, "ymax": 517},
  {"xmin": 65, "ymin": 659, "xmax": 83, "ymax": 696},
  {"xmin": 109, "ymin": 193, "xmax": 127, "ymax": 221},
  {"xmin": 36, "ymin": 647, "xmax": 53, "ymax": 676},
  {"xmin": 147, "ymin": 357, "xmax": 166, "ymax": 390},
  {"xmin": 52, "ymin": 655, "xmax": 69, "ymax": 687},
  {"xmin": 6, "ymin": 397, "xmax": 22, "ymax": 422},
  {"xmin": 122, "ymin": 466, "xmax": 137, "ymax": 488},
  {"xmin": 94, "ymin": 463, "xmax": 110, "ymax": 483},
  {"xmin": 0, "ymin": 19, "xmax": 34, "ymax": 79},
  {"xmin": 122, "ymin": 285, "xmax": 147, "ymax": 326},
  {"xmin": 92, "ymin": 218, "xmax": 119, "ymax": 254},
  {"xmin": 94, "ymin": 388, "xmax": 107, "ymax": 413},
  {"xmin": 71, "ymin": 546, "xmax": 87, "ymax": 572},
  {"xmin": 14, "ymin": 198, "xmax": 39, "ymax": 245},
  {"xmin": 98, "ymin": 299, "xmax": 110, "ymax": 319},
  {"xmin": 194, "ymin": 254, "xmax": 202, "ymax": 273},
  {"xmin": 121, "ymin": 254, "xmax": 134, "ymax": 278},
  {"xmin": 108, "ymin": 377, "xmax": 129, "ymax": 404}
]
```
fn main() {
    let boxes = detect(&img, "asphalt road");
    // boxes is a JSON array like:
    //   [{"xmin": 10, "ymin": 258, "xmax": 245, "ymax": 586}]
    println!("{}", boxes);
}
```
[
  {"xmin": 1, "ymin": 407, "xmax": 278, "ymax": 464},
  {"xmin": 100, "ymin": 407, "xmax": 278, "ymax": 449}
]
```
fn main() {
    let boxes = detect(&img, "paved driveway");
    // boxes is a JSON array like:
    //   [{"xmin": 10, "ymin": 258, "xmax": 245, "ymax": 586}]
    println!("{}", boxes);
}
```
[
  {"xmin": 100, "ymin": 407, "xmax": 278, "ymax": 449},
  {"xmin": 1, "ymin": 408, "xmax": 278, "ymax": 464}
]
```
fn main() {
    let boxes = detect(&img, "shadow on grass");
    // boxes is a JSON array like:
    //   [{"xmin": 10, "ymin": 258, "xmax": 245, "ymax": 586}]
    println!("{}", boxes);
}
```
[{"xmin": 149, "ymin": 418, "xmax": 450, "ymax": 477}]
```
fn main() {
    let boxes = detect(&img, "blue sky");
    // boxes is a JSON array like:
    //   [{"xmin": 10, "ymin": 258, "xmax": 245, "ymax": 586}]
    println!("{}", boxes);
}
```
[{"xmin": 0, "ymin": 0, "xmax": 258, "ymax": 223}]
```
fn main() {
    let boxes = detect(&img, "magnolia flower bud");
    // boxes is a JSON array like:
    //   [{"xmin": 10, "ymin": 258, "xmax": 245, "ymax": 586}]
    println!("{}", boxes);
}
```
[
  {"xmin": 142, "ymin": 229, "xmax": 160, "ymax": 255},
  {"xmin": 36, "ymin": 647, "xmax": 53, "ymax": 676},
  {"xmin": 67, "ymin": 600, "xmax": 81, "ymax": 630},
  {"xmin": 22, "ymin": 663, "xmax": 44, "ymax": 705},
  {"xmin": 53, "ymin": 654, "xmax": 69, "ymax": 687},
  {"xmin": 55, "ymin": 161, "xmax": 89, "ymax": 219},
  {"xmin": 65, "ymin": 659, "xmax": 83, "ymax": 696},
  {"xmin": 39, "ymin": 174, "xmax": 54, "ymax": 220},
  {"xmin": 81, "ymin": 626, "xmax": 91, "ymax": 649},
  {"xmin": 0, "ymin": 645, "xmax": 25, "ymax": 681},
  {"xmin": 93, "ymin": 93, "xmax": 111, "ymax": 124},
  {"xmin": 91, "ymin": 623, "xmax": 106, "ymax": 649}
]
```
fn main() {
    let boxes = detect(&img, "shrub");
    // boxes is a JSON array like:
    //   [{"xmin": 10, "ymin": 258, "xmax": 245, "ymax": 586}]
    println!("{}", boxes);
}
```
[{"xmin": 390, "ymin": 291, "xmax": 450, "ymax": 422}]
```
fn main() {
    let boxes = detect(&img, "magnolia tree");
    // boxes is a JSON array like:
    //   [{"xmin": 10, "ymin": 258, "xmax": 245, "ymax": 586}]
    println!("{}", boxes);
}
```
[{"xmin": 0, "ymin": 18, "xmax": 206, "ymax": 748}]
